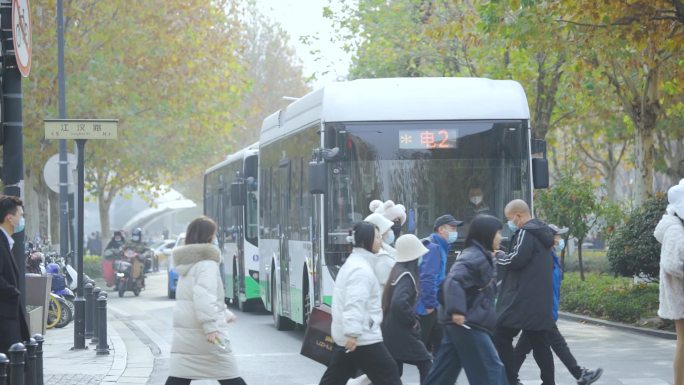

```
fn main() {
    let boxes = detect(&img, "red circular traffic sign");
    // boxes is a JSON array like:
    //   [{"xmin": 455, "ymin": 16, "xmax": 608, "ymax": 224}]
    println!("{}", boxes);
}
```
[{"xmin": 12, "ymin": 0, "xmax": 32, "ymax": 77}]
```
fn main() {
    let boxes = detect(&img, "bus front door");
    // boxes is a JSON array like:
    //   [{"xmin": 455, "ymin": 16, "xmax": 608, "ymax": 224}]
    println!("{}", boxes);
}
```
[{"xmin": 278, "ymin": 161, "xmax": 291, "ymax": 317}]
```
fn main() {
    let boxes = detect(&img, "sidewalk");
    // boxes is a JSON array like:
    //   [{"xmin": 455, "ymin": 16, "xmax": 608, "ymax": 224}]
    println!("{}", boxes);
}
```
[{"xmin": 43, "ymin": 312, "xmax": 155, "ymax": 385}]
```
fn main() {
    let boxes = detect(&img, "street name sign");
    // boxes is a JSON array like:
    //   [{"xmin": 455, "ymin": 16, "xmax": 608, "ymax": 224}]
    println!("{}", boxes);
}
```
[
  {"xmin": 44, "ymin": 119, "xmax": 118, "ymax": 140},
  {"xmin": 12, "ymin": 0, "xmax": 32, "ymax": 77}
]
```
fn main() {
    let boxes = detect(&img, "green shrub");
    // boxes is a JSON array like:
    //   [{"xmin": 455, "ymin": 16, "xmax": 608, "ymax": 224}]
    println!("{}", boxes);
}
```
[
  {"xmin": 84, "ymin": 254, "xmax": 103, "ymax": 279},
  {"xmin": 607, "ymin": 194, "xmax": 667, "ymax": 280},
  {"xmin": 560, "ymin": 272, "xmax": 660, "ymax": 324},
  {"xmin": 564, "ymin": 250, "xmax": 612, "ymax": 274}
]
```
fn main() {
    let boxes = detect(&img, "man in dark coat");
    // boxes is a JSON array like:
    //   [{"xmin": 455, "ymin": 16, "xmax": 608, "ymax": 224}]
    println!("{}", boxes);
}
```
[
  {"xmin": 494, "ymin": 199, "xmax": 556, "ymax": 385},
  {"xmin": 0, "ymin": 195, "xmax": 30, "ymax": 355}
]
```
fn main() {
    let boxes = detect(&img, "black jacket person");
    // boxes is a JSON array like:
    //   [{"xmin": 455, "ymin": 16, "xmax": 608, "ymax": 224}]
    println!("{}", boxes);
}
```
[
  {"xmin": 0, "ymin": 195, "xmax": 30, "ymax": 355},
  {"xmin": 493, "ymin": 199, "xmax": 556, "ymax": 385},
  {"xmin": 496, "ymin": 218, "xmax": 555, "ymax": 331}
]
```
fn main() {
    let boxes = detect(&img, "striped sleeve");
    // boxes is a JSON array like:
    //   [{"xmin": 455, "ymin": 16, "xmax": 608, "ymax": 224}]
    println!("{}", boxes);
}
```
[{"xmin": 497, "ymin": 229, "xmax": 533, "ymax": 269}]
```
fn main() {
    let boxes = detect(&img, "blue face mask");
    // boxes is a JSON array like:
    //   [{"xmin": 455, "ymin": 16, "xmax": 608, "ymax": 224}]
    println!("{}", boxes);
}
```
[
  {"xmin": 384, "ymin": 231, "xmax": 395, "ymax": 245},
  {"xmin": 507, "ymin": 220, "xmax": 517, "ymax": 233},
  {"xmin": 15, "ymin": 217, "xmax": 25, "ymax": 233},
  {"xmin": 554, "ymin": 239, "xmax": 565, "ymax": 254},
  {"xmin": 447, "ymin": 231, "xmax": 458, "ymax": 244}
]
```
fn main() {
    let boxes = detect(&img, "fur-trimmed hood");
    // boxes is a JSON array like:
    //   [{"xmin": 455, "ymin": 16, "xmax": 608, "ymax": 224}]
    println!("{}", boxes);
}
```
[{"xmin": 172, "ymin": 243, "xmax": 220, "ymax": 276}]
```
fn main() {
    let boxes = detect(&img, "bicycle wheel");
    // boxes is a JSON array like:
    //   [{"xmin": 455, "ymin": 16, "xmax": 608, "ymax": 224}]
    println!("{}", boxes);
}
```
[
  {"xmin": 46, "ymin": 295, "xmax": 61, "ymax": 329},
  {"xmin": 55, "ymin": 298, "xmax": 72, "ymax": 328}
]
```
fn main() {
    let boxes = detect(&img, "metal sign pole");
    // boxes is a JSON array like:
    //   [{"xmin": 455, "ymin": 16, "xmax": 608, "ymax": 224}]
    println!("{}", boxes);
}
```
[
  {"xmin": 57, "ymin": 0, "xmax": 69, "ymax": 262},
  {"xmin": 72, "ymin": 139, "xmax": 87, "ymax": 349}
]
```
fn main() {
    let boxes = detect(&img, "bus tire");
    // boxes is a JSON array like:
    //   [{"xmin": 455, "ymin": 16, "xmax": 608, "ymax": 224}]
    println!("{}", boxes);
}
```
[{"xmin": 271, "ymin": 266, "xmax": 294, "ymax": 331}]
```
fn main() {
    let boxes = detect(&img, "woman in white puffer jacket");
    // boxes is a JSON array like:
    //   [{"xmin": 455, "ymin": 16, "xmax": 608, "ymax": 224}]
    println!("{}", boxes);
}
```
[
  {"xmin": 166, "ymin": 216, "xmax": 246, "ymax": 385},
  {"xmin": 656, "ymin": 179, "xmax": 684, "ymax": 385},
  {"xmin": 320, "ymin": 221, "xmax": 402, "ymax": 385}
]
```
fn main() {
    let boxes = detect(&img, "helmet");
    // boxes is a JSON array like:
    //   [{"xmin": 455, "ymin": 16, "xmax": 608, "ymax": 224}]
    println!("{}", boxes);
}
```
[
  {"xmin": 132, "ymin": 228, "xmax": 142, "ymax": 242},
  {"xmin": 46, "ymin": 263, "xmax": 61, "ymax": 275}
]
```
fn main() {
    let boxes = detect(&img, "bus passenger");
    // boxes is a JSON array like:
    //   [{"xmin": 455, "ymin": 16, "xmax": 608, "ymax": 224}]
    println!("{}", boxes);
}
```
[
  {"xmin": 467, "ymin": 186, "xmax": 491, "ymax": 221},
  {"xmin": 416, "ymin": 214, "xmax": 464, "ymax": 354},
  {"xmin": 382, "ymin": 234, "xmax": 432, "ymax": 384},
  {"xmin": 320, "ymin": 221, "xmax": 402, "ymax": 385},
  {"xmin": 364, "ymin": 213, "xmax": 396, "ymax": 290},
  {"xmin": 424, "ymin": 215, "xmax": 506, "ymax": 385}
]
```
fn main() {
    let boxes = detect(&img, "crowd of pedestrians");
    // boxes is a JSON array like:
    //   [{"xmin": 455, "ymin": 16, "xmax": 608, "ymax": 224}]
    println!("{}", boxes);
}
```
[{"xmin": 319, "ymin": 198, "xmax": 606, "ymax": 385}]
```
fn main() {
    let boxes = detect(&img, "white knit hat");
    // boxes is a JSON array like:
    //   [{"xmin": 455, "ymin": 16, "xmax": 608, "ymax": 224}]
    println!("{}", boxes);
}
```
[
  {"xmin": 364, "ymin": 213, "xmax": 394, "ymax": 235},
  {"xmin": 369, "ymin": 199, "xmax": 407, "ymax": 225},
  {"xmin": 668, "ymin": 178, "xmax": 684, "ymax": 218},
  {"xmin": 395, "ymin": 234, "xmax": 429, "ymax": 263}
]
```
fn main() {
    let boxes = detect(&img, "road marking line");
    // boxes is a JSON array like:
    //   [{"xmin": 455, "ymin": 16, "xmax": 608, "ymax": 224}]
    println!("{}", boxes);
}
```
[{"xmin": 133, "ymin": 320, "xmax": 172, "ymax": 358}]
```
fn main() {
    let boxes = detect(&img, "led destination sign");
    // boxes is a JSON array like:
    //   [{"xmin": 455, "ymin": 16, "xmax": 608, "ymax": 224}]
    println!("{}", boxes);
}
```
[{"xmin": 398, "ymin": 129, "xmax": 459, "ymax": 149}]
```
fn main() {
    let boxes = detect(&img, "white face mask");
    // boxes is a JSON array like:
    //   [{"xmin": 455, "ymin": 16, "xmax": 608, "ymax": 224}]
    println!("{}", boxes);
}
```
[
  {"xmin": 470, "ymin": 196, "xmax": 483, "ymax": 205},
  {"xmin": 384, "ymin": 231, "xmax": 395, "ymax": 245}
]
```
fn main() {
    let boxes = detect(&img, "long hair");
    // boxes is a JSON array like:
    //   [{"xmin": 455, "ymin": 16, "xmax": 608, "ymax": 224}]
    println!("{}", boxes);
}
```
[
  {"xmin": 465, "ymin": 215, "xmax": 503, "ymax": 252},
  {"xmin": 382, "ymin": 259, "xmax": 420, "ymax": 315},
  {"xmin": 351, "ymin": 221, "xmax": 378, "ymax": 253},
  {"xmin": 185, "ymin": 216, "xmax": 217, "ymax": 245}
]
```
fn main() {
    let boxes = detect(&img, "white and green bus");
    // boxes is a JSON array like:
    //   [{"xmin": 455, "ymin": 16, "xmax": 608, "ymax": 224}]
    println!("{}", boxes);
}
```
[
  {"xmin": 204, "ymin": 143, "xmax": 262, "ymax": 311},
  {"xmin": 259, "ymin": 77, "xmax": 549, "ymax": 330}
]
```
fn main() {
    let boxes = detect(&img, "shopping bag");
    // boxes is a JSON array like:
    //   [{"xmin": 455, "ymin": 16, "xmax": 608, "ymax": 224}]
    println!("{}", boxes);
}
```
[{"xmin": 300, "ymin": 304, "xmax": 334, "ymax": 366}]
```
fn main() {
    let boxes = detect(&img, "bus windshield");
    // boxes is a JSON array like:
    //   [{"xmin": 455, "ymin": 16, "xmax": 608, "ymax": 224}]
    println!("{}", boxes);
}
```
[{"xmin": 324, "ymin": 120, "xmax": 531, "ymax": 266}]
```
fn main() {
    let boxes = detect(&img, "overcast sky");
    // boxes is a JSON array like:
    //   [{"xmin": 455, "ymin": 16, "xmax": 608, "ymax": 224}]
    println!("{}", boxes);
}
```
[{"xmin": 256, "ymin": 0, "xmax": 353, "ymax": 89}]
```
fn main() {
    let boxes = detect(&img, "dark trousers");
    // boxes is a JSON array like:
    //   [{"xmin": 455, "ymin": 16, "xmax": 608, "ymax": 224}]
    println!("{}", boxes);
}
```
[
  {"xmin": 319, "ymin": 343, "xmax": 402, "ymax": 385},
  {"xmin": 512, "ymin": 325, "xmax": 582, "ymax": 380},
  {"xmin": 165, "ymin": 376, "xmax": 246, "ymax": 385},
  {"xmin": 418, "ymin": 312, "xmax": 442, "ymax": 355},
  {"xmin": 424, "ymin": 325, "xmax": 507, "ymax": 385},
  {"xmin": 493, "ymin": 326, "xmax": 555, "ymax": 385},
  {"xmin": 396, "ymin": 359, "xmax": 432, "ymax": 385}
]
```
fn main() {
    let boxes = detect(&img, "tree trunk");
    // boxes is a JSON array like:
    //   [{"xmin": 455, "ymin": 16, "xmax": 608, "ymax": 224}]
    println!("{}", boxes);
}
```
[
  {"xmin": 633, "ymin": 124, "xmax": 655, "ymax": 204},
  {"xmin": 49, "ymin": 191, "xmax": 59, "ymax": 244},
  {"xmin": 34, "ymin": 176, "xmax": 50, "ymax": 243},
  {"xmin": 577, "ymin": 236, "xmax": 585, "ymax": 281},
  {"xmin": 98, "ymin": 193, "xmax": 112, "ymax": 241}
]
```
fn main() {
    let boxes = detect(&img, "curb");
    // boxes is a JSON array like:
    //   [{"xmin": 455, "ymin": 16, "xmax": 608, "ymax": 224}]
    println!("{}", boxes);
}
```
[{"xmin": 559, "ymin": 311, "xmax": 676, "ymax": 340}]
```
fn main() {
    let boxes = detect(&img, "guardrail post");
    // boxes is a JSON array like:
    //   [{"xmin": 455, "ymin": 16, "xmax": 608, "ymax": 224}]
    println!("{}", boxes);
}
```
[
  {"xmin": 0, "ymin": 353, "xmax": 8, "ymax": 385},
  {"xmin": 90, "ymin": 287, "xmax": 101, "ymax": 345},
  {"xmin": 84, "ymin": 283, "xmax": 94, "ymax": 339},
  {"xmin": 32, "ymin": 335, "xmax": 44, "ymax": 385},
  {"xmin": 8, "ymin": 343, "xmax": 25, "ymax": 385},
  {"xmin": 96, "ymin": 293, "xmax": 109, "ymax": 355},
  {"xmin": 25, "ymin": 338, "xmax": 37, "ymax": 385}
]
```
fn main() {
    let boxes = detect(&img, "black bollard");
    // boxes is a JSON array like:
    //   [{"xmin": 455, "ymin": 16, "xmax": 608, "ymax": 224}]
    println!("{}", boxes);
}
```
[
  {"xmin": 84, "ymin": 283, "xmax": 94, "ymax": 339},
  {"xmin": 8, "ymin": 343, "xmax": 25, "ymax": 385},
  {"xmin": 25, "ymin": 338, "xmax": 37, "ymax": 385},
  {"xmin": 0, "ymin": 353, "xmax": 8, "ymax": 385},
  {"xmin": 96, "ymin": 293, "xmax": 109, "ymax": 355},
  {"xmin": 90, "ymin": 287, "xmax": 101, "ymax": 345},
  {"xmin": 32, "ymin": 335, "xmax": 44, "ymax": 385}
]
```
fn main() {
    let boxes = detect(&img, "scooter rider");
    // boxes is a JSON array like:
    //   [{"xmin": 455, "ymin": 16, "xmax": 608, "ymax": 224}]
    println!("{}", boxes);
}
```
[{"xmin": 122, "ymin": 228, "xmax": 151, "ymax": 288}]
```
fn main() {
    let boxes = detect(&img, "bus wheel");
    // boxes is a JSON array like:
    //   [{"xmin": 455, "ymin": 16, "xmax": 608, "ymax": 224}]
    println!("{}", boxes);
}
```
[{"xmin": 271, "ymin": 267, "xmax": 294, "ymax": 331}]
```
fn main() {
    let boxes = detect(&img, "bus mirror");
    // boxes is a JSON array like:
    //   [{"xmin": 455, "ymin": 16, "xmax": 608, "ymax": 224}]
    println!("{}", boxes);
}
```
[
  {"xmin": 230, "ymin": 182, "xmax": 246, "ymax": 206},
  {"xmin": 532, "ymin": 158, "xmax": 549, "ymax": 189},
  {"xmin": 532, "ymin": 139, "xmax": 547, "ymax": 158},
  {"xmin": 309, "ymin": 161, "xmax": 327, "ymax": 194}
]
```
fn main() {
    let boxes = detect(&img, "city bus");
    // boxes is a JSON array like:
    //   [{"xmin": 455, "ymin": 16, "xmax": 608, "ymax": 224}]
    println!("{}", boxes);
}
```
[
  {"xmin": 258, "ymin": 77, "xmax": 548, "ymax": 330},
  {"xmin": 204, "ymin": 142, "xmax": 262, "ymax": 311}
]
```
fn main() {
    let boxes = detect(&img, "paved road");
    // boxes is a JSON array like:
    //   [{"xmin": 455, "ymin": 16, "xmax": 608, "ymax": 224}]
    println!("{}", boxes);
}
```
[{"xmin": 107, "ymin": 272, "xmax": 675, "ymax": 385}]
